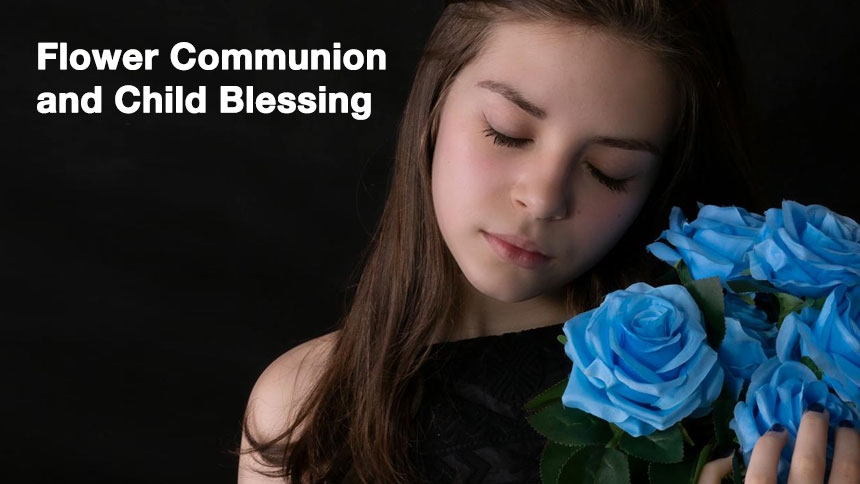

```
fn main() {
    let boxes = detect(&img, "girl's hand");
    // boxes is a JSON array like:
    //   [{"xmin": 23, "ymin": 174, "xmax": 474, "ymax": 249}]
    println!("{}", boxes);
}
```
[{"xmin": 696, "ymin": 407, "xmax": 860, "ymax": 483}]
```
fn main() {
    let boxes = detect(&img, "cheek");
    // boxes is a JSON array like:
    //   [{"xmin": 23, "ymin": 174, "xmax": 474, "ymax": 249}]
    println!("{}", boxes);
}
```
[
  {"xmin": 432, "ymin": 131, "xmax": 507, "ymax": 229},
  {"xmin": 560, "ymin": 190, "xmax": 648, "ymax": 261}
]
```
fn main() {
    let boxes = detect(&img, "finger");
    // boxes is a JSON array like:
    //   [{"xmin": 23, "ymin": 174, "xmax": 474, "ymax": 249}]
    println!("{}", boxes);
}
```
[
  {"xmin": 828, "ymin": 420, "xmax": 860, "ymax": 484},
  {"xmin": 788, "ymin": 403, "xmax": 830, "ymax": 484},
  {"xmin": 698, "ymin": 453, "xmax": 733, "ymax": 484},
  {"xmin": 747, "ymin": 424, "xmax": 788, "ymax": 484}
]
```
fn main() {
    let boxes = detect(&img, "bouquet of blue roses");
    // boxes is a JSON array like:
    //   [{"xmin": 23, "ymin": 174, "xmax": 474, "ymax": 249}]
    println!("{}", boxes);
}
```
[{"xmin": 524, "ymin": 200, "xmax": 860, "ymax": 484}]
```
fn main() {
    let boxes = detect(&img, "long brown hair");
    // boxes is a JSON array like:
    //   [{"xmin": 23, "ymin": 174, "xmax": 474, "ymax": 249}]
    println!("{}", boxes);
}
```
[{"xmin": 233, "ymin": 1, "xmax": 765, "ymax": 482}]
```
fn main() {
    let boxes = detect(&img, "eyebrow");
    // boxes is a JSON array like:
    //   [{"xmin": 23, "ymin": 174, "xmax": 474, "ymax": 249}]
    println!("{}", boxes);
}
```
[
  {"xmin": 589, "ymin": 135, "xmax": 662, "ymax": 157},
  {"xmin": 477, "ymin": 79, "xmax": 547, "ymax": 120},
  {"xmin": 476, "ymin": 79, "xmax": 662, "ymax": 157}
]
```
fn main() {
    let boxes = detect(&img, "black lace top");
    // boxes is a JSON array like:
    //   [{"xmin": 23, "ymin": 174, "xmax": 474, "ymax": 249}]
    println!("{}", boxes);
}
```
[{"xmin": 412, "ymin": 323, "xmax": 571, "ymax": 484}]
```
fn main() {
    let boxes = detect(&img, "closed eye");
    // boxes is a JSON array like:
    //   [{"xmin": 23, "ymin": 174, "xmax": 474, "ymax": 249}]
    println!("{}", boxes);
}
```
[
  {"xmin": 482, "ymin": 123, "xmax": 630, "ymax": 193},
  {"xmin": 584, "ymin": 162, "xmax": 629, "ymax": 193},
  {"xmin": 482, "ymin": 125, "xmax": 531, "ymax": 148}
]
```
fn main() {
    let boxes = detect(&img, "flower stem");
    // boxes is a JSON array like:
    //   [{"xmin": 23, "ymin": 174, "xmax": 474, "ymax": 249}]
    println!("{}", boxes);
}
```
[
  {"xmin": 605, "ymin": 423, "xmax": 625, "ymax": 449},
  {"xmin": 680, "ymin": 424, "xmax": 695, "ymax": 447}
]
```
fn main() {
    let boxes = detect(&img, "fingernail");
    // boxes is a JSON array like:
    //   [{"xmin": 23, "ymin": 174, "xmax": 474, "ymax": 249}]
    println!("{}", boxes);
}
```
[
  {"xmin": 838, "ymin": 420, "xmax": 855, "ymax": 428},
  {"xmin": 807, "ymin": 402, "xmax": 825, "ymax": 413},
  {"xmin": 770, "ymin": 423, "xmax": 785, "ymax": 432}
]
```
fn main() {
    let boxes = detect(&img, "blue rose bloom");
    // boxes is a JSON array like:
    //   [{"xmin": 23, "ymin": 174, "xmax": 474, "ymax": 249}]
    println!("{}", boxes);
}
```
[
  {"xmin": 562, "ymin": 282, "xmax": 724, "ymax": 437},
  {"xmin": 776, "ymin": 284, "xmax": 860, "ymax": 404},
  {"xmin": 749, "ymin": 200, "xmax": 860, "ymax": 298},
  {"xmin": 718, "ymin": 293, "xmax": 778, "ymax": 399},
  {"xmin": 646, "ymin": 203, "xmax": 764, "ymax": 290},
  {"xmin": 730, "ymin": 357, "xmax": 860, "ymax": 484}
]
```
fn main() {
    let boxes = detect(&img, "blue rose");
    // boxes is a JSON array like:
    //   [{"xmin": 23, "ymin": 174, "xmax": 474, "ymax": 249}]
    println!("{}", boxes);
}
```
[
  {"xmin": 749, "ymin": 200, "xmax": 860, "ymax": 298},
  {"xmin": 730, "ymin": 357, "xmax": 860, "ymax": 484},
  {"xmin": 561, "ymin": 282, "xmax": 724, "ymax": 437},
  {"xmin": 776, "ymin": 284, "xmax": 860, "ymax": 404},
  {"xmin": 646, "ymin": 203, "xmax": 764, "ymax": 290},
  {"xmin": 718, "ymin": 293, "xmax": 778, "ymax": 399}
]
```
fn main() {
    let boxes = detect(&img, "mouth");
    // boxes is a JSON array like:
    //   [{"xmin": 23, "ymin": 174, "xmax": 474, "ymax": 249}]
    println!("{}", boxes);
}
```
[{"xmin": 481, "ymin": 230, "xmax": 553, "ymax": 269}]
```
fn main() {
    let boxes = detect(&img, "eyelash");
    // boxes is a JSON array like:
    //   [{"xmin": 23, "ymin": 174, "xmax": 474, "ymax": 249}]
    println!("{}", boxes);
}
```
[
  {"xmin": 481, "ymin": 125, "xmax": 629, "ymax": 193},
  {"xmin": 482, "ymin": 125, "xmax": 530, "ymax": 149}
]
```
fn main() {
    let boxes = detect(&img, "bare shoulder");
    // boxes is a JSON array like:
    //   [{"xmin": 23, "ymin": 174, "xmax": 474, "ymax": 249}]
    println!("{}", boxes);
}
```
[
  {"xmin": 237, "ymin": 330, "xmax": 339, "ymax": 484},
  {"xmin": 247, "ymin": 330, "xmax": 338, "ymax": 429}
]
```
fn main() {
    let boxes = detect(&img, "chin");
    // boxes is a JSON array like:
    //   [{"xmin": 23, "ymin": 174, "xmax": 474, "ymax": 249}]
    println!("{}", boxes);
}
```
[{"xmin": 463, "ymin": 268, "xmax": 547, "ymax": 303}]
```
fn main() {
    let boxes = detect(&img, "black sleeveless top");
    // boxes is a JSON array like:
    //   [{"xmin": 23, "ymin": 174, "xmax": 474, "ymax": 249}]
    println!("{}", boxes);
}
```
[{"xmin": 411, "ymin": 323, "xmax": 571, "ymax": 484}]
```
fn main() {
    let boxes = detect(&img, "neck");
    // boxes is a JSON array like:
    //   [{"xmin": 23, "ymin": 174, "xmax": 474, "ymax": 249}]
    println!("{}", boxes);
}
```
[{"xmin": 442, "ymin": 273, "xmax": 573, "ymax": 343}]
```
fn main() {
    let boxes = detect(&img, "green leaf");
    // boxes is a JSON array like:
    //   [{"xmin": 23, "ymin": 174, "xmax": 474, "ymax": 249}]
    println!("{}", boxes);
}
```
[
  {"xmin": 540, "ymin": 441, "xmax": 582, "ymax": 484},
  {"xmin": 775, "ymin": 292, "xmax": 804, "ymax": 325},
  {"xmin": 524, "ymin": 377, "xmax": 568, "ymax": 412},
  {"xmin": 526, "ymin": 400, "xmax": 614, "ymax": 446},
  {"xmin": 801, "ymin": 356, "xmax": 824, "ymax": 380},
  {"xmin": 557, "ymin": 333, "xmax": 568, "ymax": 346},
  {"xmin": 558, "ymin": 446, "xmax": 630, "ymax": 484},
  {"xmin": 726, "ymin": 279, "xmax": 778, "ymax": 294},
  {"xmin": 618, "ymin": 425, "xmax": 683, "ymax": 464},
  {"xmin": 684, "ymin": 276, "xmax": 726, "ymax": 349}
]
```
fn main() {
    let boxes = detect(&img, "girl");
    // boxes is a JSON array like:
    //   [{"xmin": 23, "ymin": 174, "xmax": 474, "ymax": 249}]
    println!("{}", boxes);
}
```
[{"xmin": 236, "ymin": 1, "xmax": 856, "ymax": 483}]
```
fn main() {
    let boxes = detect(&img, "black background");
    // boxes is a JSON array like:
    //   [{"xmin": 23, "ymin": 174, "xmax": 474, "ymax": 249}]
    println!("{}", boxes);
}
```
[{"xmin": 3, "ymin": 1, "xmax": 859, "ymax": 482}]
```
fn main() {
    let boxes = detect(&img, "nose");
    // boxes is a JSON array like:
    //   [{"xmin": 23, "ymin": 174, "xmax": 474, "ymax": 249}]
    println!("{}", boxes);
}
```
[{"xmin": 510, "ymin": 159, "xmax": 570, "ymax": 221}]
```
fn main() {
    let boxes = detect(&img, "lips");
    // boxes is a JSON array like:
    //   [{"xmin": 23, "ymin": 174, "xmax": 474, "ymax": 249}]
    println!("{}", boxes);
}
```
[
  {"xmin": 483, "ymin": 231, "xmax": 551, "ymax": 257},
  {"xmin": 481, "ymin": 230, "xmax": 553, "ymax": 269}
]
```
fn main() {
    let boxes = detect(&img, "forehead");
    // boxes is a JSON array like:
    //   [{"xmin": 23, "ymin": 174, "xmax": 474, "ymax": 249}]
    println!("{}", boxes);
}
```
[{"xmin": 459, "ymin": 20, "xmax": 679, "ymax": 146}]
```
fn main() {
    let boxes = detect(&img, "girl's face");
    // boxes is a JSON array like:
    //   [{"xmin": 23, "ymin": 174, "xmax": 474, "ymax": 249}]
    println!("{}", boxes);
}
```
[{"xmin": 431, "ymin": 20, "xmax": 679, "ymax": 303}]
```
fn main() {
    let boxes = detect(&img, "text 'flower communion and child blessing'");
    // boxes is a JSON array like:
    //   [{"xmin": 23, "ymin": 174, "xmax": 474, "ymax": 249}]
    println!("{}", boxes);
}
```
[{"xmin": 35, "ymin": 42, "xmax": 383, "ymax": 120}]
